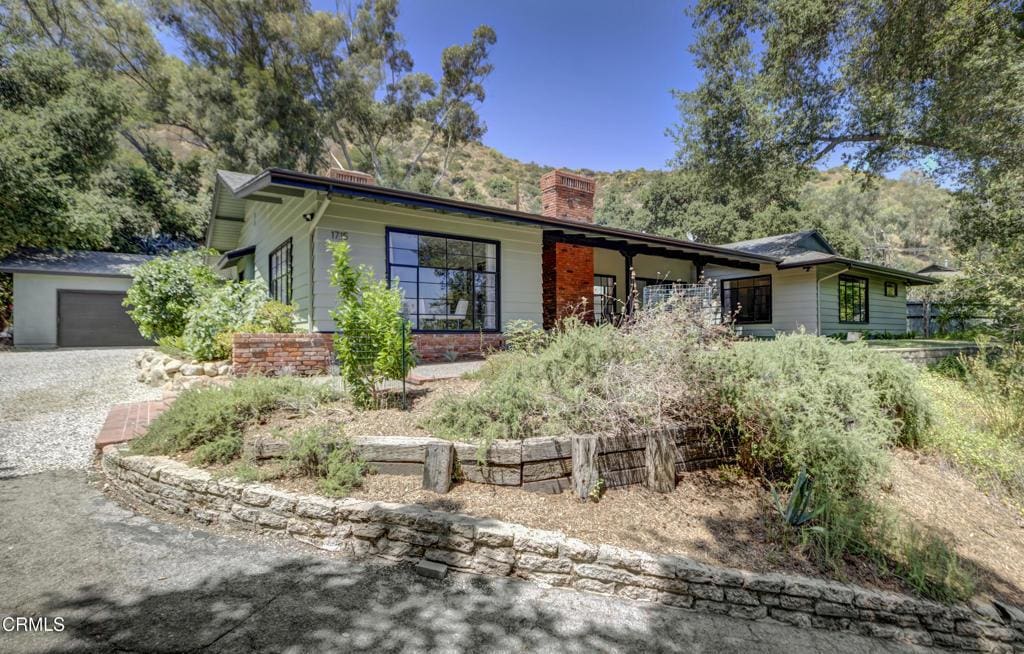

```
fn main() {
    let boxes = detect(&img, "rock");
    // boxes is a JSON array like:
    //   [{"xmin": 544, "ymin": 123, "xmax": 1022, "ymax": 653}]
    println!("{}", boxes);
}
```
[
  {"xmin": 217, "ymin": 364, "xmax": 232, "ymax": 376},
  {"xmin": 164, "ymin": 359, "xmax": 182, "ymax": 374},
  {"xmin": 180, "ymin": 364, "xmax": 203, "ymax": 377},
  {"xmin": 203, "ymin": 362, "xmax": 218, "ymax": 377},
  {"xmin": 415, "ymin": 559, "xmax": 448, "ymax": 579},
  {"xmin": 149, "ymin": 363, "xmax": 167, "ymax": 384}
]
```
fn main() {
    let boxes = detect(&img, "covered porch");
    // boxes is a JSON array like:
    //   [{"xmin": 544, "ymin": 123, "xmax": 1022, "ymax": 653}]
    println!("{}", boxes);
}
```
[{"xmin": 540, "ymin": 229, "xmax": 767, "ymax": 328}]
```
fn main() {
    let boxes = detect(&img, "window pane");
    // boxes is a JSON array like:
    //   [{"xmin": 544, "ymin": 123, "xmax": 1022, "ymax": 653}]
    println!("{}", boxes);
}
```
[
  {"xmin": 419, "ymin": 283, "xmax": 445, "ymax": 299},
  {"xmin": 447, "ymin": 252, "xmax": 473, "ymax": 270},
  {"xmin": 420, "ymin": 267, "xmax": 447, "ymax": 284},
  {"xmin": 418, "ymin": 236, "xmax": 447, "ymax": 267},
  {"xmin": 390, "ymin": 265, "xmax": 417, "ymax": 284},
  {"xmin": 390, "ymin": 232, "xmax": 418, "ymax": 250},
  {"xmin": 389, "ymin": 248, "xmax": 418, "ymax": 266},
  {"xmin": 448, "ymin": 239, "xmax": 472, "ymax": 256}
]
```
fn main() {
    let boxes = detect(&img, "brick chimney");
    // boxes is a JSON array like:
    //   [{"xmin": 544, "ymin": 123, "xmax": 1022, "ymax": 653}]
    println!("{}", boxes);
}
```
[
  {"xmin": 326, "ymin": 167, "xmax": 375, "ymax": 185},
  {"xmin": 540, "ymin": 169, "xmax": 595, "ymax": 222},
  {"xmin": 540, "ymin": 169, "xmax": 597, "ymax": 328}
]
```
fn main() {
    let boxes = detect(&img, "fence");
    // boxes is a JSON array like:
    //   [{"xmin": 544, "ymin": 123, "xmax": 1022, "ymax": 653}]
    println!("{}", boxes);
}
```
[{"xmin": 641, "ymin": 282, "xmax": 721, "ymax": 324}]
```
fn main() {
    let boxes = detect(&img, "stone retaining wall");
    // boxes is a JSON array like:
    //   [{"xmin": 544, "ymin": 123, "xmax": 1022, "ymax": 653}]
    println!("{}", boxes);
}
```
[
  {"xmin": 102, "ymin": 448, "xmax": 1024, "ymax": 653},
  {"xmin": 878, "ymin": 344, "xmax": 980, "ymax": 366}
]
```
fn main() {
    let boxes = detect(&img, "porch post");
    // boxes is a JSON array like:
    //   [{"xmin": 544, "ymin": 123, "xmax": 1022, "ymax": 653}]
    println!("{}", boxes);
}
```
[{"xmin": 623, "ymin": 250, "xmax": 635, "ymax": 316}]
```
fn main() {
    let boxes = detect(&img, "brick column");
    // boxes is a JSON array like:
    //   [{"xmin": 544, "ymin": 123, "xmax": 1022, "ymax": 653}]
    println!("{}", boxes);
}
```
[{"xmin": 540, "ymin": 170, "xmax": 597, "ymax": 329}]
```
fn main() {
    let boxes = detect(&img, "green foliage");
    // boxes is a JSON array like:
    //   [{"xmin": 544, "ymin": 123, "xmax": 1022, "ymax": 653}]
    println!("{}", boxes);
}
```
[
  {"xmin": 484, "ymin": 176, "xmax": 514, "ymax": 202},
  {"xmin": 284, "ymin": 425, "xmax": 366, "ymax": 497},
  {"xmin": 184, "ymin": 281, "xmax": 295, "ymax": 361},
  {"xmin": 327, "ymin": 240, "xmax": 413, "ymax": 408},
  {"xmin": 156, "ymin": 335, "xmax": 190, "ymax": 360},
  {"xmin": 770, "ymin": 469, "xmax": 822, "ymax": 527},
  {"xmin": 123, "ymin": 250, "xmax": 219, "ymax": 340},
  {"xmin": 921, "ymin": 343, "xmax": 1024, "ymax": 501},
  {"xmin": 502, "ymin": 319, "xmax": 546, "ymax": 353},
  {"xmin": 131, "ymin": 377, "xmax": 339, "ymax": 458}
]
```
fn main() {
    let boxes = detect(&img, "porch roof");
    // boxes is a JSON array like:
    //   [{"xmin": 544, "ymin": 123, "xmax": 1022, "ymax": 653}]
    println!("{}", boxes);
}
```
[{"xmin": 210, "ymin": 167, "xmax": 777, "ymax": 269}]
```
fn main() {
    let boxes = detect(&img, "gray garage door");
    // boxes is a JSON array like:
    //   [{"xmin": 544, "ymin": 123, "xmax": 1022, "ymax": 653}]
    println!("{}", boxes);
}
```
[{"xmin": 57, "ymin": 290, "xmax": 151, "ymax": 347}]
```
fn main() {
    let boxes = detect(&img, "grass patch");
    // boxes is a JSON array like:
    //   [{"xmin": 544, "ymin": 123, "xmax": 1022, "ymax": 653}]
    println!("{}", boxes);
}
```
[
  {"xmin": 131, "ymin": 377, "xmax": 340, "ymax": 459},
  {"xmin": 919, "ymin": 343, "xmax": 1024, "ymax": 505},
  {"xmin": 284, "ymin": 424, "xmax": 368, "ymax": 497}
]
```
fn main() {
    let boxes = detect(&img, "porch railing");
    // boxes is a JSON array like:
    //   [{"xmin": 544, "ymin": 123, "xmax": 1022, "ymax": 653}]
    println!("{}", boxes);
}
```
[{"xmin": 641, "ymin": 282, "xmax": 721, "ymax": 324}]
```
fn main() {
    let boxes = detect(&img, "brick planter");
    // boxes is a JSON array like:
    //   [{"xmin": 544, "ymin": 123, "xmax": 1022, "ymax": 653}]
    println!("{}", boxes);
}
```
[
  {"xmin": 232, "ymin": 333, "xmax": 334, "ymax": 376},
  {"xmin": 102, "ymin": 448, "xmax": 1024, "ymax": 652}
]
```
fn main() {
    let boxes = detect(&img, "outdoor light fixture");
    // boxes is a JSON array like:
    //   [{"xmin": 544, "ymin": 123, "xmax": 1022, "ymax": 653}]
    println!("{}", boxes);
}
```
[{"xmin": 302, "ymin": 212, "xmax": 315, "ymax": 222}]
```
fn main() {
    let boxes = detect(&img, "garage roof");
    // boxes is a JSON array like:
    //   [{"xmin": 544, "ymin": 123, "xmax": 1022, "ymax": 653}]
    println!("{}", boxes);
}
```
[{"xmin": 0, "ymin": 249, "xmax": 154, "ymax": 277}]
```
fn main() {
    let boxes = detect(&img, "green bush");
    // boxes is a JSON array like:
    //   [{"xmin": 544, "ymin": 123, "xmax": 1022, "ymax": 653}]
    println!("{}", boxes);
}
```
[
  {"xmin": 327, "ymin": 240, "xmax": 413, "ymax": 408},
  {"xmin": 131, "ymin": 377, "xmax": 339, "ymax": 459},
  {"xmin": 124, "ymin": 250, "xmax": 220, "ymax": 340},
  {"xmin": 184, "ymin": 281, "xmax": 295, "ymax": 361},
  {"xmin": 285, "ymin": 425, "xmax": 367, "ymax": 497},
  {"xmin": 503, "ymin": 319, "xmax": 546, "ymax": 353}
]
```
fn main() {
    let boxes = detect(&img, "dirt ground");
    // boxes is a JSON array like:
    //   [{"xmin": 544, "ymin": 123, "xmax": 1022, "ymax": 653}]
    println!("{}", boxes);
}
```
[{"xmin": 886, "ymin": 451, "xmax": 1024, "ymax": 604}]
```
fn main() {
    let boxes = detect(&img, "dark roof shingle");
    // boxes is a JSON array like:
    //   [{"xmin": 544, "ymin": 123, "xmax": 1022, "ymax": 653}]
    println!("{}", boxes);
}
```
[{"xmin": 0, "ymin": 249, "xmax": 154, "ymax": 277}]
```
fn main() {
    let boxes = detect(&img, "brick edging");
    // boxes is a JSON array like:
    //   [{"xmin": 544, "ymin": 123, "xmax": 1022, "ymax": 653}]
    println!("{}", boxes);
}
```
[{"xmin": 102, "ymin": 448, "xmax": 1024, "ymax": 652}]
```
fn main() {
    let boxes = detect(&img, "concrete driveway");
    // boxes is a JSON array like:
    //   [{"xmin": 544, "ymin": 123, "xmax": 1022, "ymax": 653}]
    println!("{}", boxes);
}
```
[
  {"xmin": 0, "ymin": 348, "xmax": 160, "ymax": 478},
  {"xmin": 0, "ymin": 471, "xmax": 922, "ymax": 654}
]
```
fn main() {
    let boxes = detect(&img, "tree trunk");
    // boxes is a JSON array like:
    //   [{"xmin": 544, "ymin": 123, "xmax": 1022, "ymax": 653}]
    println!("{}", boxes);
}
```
[
  {"xmin": 422, "ymin": 442, "xmax": 454, "ymax": 494},
  {"xmin": 645, "ymin": 426, "xmax": 676, "ymax": 493},
  {"xmin": 571, "ymin": 435, "xmax": 599, "ymax": 501}
]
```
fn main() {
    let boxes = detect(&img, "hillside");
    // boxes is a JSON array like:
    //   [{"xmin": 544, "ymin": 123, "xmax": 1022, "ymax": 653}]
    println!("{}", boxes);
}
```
[{"xmin": 154, "ymin": 126, "xmax": 955, "ymax": 272}]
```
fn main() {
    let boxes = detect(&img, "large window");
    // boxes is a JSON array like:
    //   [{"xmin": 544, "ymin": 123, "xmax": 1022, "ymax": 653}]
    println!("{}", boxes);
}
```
[
  {"xmin": 593, "ymin": 274, "xmax": 617, "ymax": 324},
  {"xmin": 838, "ymin": 275, "xmax": 869, "ymax": 323},
  {"xmin": 721, "ymin": 275, "xmax": 772, "ymax": 324},
  {"xmin": 387, "ymin": 229, "xmax": 499, "ymax": 331},
  {"xmin": 268, "ymin": 238, "xmax": 292, "ymax": 304}
]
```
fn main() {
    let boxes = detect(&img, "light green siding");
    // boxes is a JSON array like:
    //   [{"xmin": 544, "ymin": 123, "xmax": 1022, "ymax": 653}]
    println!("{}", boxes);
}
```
[
  {"xmin": 704, "ymin": 264, "xmax": 818, "ymax": 337},
  {"xmin": 817, "ymin": 265, "xmax": 908, "ymax": 335},
  {"xmin": 312, "ymin": 197, "xmax": 543, "ymax": 332},
  {"xmin": 12, "ymin": 273, "xmax": 132, "ymax": 347},
  {"xmin": 241, "ymin": 194, "xmax": 318, "ymax": 329}
]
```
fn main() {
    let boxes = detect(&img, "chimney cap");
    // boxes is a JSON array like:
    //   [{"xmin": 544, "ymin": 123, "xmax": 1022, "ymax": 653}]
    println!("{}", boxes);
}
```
[
  {"xmin": 326, "ymin": 167, "xmax": 375, "ymax": 186},
  {"xmin": 540, "ymin": 169, "xmax": 595, "ymax": 195}
]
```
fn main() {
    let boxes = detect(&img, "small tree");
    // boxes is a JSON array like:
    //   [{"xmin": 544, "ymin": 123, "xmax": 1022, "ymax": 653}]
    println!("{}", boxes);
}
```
[
  {"xmin": 124, "ymin": 250, "xmax": 220, "ymax": 340},
  {"xmin": 327, "ymin": 241, "xmax": 413, "ymax": 408}
]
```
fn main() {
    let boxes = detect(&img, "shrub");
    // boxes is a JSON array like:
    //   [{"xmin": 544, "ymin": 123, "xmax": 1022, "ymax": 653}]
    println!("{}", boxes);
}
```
[
  {"xmin": 123, "ymin": 249, "xmax": 220, "ymax": 340},
  {"xmin": 503, "ymin": 319, "xmax": 546, "ymax": 353},
  {"xmin": 327, "ymin": 240, "xmax": 413, "ymax": 408},
  {"xmin": 285, "ymin": 425, "xmax": 366, "ymax": 497},
  {"xmin": 131, "ymin": 377, "xmax": 339, "ymax": 459},
  {"xmin": 184, "ymin": 281, "xmax": 295, "ymax": 361},
  {"xmin": 156, "ymin": 335, "xmax": 190, "ymax": 360}
]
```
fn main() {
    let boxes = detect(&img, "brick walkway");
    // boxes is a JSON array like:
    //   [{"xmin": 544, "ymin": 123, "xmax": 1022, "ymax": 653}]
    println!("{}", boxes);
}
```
[{"xmin": 94, "ymin": 396, "xmax": 175, "ymax": 451}]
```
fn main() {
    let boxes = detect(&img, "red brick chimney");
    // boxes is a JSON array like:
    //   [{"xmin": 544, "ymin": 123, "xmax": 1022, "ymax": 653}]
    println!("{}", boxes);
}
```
[
  {"xmin": 326, "ymin": 167, "xmax": 375, "ymax": 185},
  {"xmin": 540, "ymin": 169, "xmax": 597, "ymax": 328},
  {"xmin": 540, "ymin": 169, "xmax": 595, "ymax": 222}
]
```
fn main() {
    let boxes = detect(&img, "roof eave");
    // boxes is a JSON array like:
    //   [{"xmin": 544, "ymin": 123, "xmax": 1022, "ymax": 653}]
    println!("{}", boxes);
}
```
[
  {"xmin": 240, "ymin": 168, "xmax": 778, "ymax": 266},
  {"xmin": 777, "ymin": 258, "xmax": 939, "ymax": 285}
]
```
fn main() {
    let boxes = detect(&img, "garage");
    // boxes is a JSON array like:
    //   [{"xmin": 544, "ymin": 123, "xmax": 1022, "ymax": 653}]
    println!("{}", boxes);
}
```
[{"xmin": 0, "ymin": 249, "xmax": 154, "ymax": 348}]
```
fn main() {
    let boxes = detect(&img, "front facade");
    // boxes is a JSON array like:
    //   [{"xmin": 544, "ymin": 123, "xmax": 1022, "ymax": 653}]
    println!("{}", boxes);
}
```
[{"xmin": 206, "ymin": 167, "xmax": 936, "ymax": 359}]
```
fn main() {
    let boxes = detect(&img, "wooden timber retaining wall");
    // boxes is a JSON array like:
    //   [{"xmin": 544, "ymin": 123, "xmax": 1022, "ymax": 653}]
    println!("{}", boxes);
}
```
[{"xmin": 244, "ymin": 425, "xmax": 736, "ymax": 496}]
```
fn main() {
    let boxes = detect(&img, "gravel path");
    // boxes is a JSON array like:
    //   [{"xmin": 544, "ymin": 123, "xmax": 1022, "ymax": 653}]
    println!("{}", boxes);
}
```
[{"xmin": 0, "ymin": 348, "xmax": 161, "ymax": 478}]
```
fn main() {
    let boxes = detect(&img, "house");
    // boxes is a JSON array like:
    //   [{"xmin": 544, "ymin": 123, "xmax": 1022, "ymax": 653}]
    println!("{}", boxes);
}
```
[
  {"xmin": 206, "ymin": 167, "xmax": 937, "ymax": 359},
  {"xmin": 0, "ymin": 249, "xmax": 153, "ymax": 347}
]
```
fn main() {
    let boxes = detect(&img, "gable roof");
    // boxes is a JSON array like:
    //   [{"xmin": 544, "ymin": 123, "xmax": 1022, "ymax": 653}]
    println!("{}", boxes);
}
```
[
  {"xmin": 720, "ymin": 230, "xmax": 837, "ymax": 260},
  {"xmin": 722, "ymin": 230, "xmax": 937, "ymax": 285},
  {"xmin": 0, "ymin": 249, "xmax": 153, "ymax": 277}
]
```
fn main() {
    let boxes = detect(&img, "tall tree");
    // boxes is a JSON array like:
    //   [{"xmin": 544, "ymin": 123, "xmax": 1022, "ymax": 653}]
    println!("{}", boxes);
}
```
[{"xmin": 150, "ymin": 0, "xmax": 347, "ymax": 172}]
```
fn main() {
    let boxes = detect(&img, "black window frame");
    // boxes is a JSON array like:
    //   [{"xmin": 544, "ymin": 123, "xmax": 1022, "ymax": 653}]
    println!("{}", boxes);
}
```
[
  {"xmin": 838, "ymin": 274, "xmax": 870, "ymax": 324},
  {"xmin": 268, "ymin": 238, "xmax": 293, "ymax": 304},
  {"xmin": 720, "ymin": 275, "xmax": 772, "ymax": 325},
  {"xmin": 884, "ymin": 281, "xmax": 898, "ymax": 297},
  {"xmin": 385, "ymin": 227, "xmax": 501, "ymax": 334},
  {"xmin": 593, "ymin": 274, "xmax": 617, "ymax": 324}
]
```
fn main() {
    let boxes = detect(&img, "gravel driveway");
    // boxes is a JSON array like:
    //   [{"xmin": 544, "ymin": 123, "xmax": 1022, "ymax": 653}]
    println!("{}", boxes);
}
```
[{"xmin": 0, "ymin": 348, "xmax": 161, "ymax": 478}]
